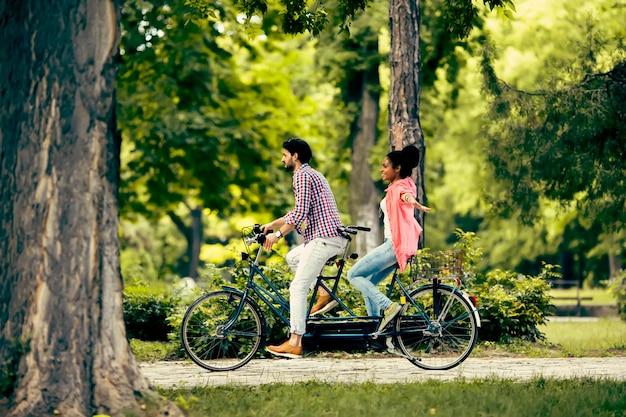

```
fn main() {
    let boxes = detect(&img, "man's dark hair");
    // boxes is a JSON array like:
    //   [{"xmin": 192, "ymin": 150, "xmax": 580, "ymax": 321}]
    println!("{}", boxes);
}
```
[{"xmin": 282, "ymin": 138, "xmax": 312, "ymax": 164}]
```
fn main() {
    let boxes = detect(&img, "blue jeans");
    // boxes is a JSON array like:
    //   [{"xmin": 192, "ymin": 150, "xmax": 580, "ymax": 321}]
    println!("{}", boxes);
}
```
[{"xmin": 347, "ymin": 239, "xmax": 398, "ymax": 316}]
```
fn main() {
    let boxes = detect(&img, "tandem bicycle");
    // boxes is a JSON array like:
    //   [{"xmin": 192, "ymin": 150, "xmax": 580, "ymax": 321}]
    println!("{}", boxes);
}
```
[{"xmin": 180, "ymin": 224, "xmax": 481, "ymax": 371}]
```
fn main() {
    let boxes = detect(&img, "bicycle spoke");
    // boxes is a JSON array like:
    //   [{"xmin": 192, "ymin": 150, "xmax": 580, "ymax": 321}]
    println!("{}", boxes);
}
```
[
  {"xmin": 181, "ymin": 290, "xmax": 264, "ymax": 371},
  {"xmin": 395, "ymin": 285, "xmax": 477, "ymax": 370}
]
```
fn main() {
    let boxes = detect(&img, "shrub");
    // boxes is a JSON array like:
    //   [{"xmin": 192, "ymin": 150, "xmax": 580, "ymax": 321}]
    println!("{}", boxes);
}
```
[
  {"xmin": 123, "ymin": 284, "xmax": 180, "ymax": 341},
  {"xmin": 470, "ymin": 266, "xmax": 554, "ymax": 342},
  {"xmin": 453, "ymin": 229, "xmax": 555, "ymax": 342}
]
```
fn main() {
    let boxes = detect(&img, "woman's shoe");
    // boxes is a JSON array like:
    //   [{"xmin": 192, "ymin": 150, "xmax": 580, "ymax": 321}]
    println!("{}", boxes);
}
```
[
  {"xmin": 377, "ymin": 302, "xmax": 402, "ymax": 331},
  {"xmin": 310, "ymin": 294, "xmax": 338, "ymax": 316}
]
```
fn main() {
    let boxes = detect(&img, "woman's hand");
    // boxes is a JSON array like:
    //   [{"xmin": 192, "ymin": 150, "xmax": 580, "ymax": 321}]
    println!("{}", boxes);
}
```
[
  {"xmin": 402, "ymin": 193, "xmax": 432, "ymax": 212},
  {"xmin": 416, "ymin": 203, "xmax": 432, "ymax": 213}
]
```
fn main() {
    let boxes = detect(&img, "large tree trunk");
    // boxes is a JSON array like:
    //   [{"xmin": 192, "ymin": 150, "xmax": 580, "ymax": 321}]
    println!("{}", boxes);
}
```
[
  {"xmin": 388, "ymin": 0, "xmax": 426, "ymax": 248},
  {"xmin": 349, "ymin": 46, "xmax": 383, "ymax": 254},
  {"xmin": 0, "ymin": 1, "xmax": 182, "ymax": 416}
]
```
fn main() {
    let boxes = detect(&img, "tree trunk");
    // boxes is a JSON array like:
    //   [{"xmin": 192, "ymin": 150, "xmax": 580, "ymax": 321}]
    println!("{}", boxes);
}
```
[
  {"xmin": 168, "ymin": 205, "xmax": 203, "ymax": 279},
  {"xmin": 349, "ymin": 53, "xmax": 383, "ymax": 254},
  {"xmin": 0, "ymin": 1, "xmax": 182, "ymax": 416},
  {"xmin": 388, "ymin": 0, "xmax": 427, "ymax": 248}
]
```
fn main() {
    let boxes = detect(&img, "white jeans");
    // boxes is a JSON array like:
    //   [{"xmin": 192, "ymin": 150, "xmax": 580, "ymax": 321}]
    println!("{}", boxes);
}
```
[{"xmin": 285, "ymin": 236, "xmax": 347, "ymax": 335}]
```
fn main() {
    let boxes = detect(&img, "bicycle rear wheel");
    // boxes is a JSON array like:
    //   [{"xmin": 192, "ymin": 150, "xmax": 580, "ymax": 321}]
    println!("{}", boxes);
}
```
[
  {"xmin": 181, "ymin": 290, "xmax": 265, "ymax": 371},
  {"xmin": 395, "ymin": 284, "xmax": 478, "ymax": 370}
]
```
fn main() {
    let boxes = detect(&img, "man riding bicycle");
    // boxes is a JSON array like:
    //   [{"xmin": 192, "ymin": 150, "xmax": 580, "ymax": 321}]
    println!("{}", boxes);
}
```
[{"xmin": 261, "ymin": 138, "xmax": 347, "ymax": 359}]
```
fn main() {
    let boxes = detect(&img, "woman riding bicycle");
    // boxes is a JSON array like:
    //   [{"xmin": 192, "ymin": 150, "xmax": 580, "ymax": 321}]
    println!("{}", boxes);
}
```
[{"xmin": 348, "ymin": 134, "xmax": 431, "ymax": 331}]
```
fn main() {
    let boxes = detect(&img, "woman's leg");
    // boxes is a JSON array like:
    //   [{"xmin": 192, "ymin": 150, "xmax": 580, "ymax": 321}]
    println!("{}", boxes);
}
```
[{"xmin": 347, "ymin": 240, "xmax": 398, "ymax": 316}]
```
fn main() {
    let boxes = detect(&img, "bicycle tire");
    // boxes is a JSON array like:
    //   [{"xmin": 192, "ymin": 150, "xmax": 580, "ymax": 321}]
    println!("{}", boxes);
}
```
[
  {"xmin": 395, "ymin": 284, "xmax": 478, "ymax": 370},
  {"xmin": 181, "ymin": 290, "xmax": 265, "ymax": 371}
]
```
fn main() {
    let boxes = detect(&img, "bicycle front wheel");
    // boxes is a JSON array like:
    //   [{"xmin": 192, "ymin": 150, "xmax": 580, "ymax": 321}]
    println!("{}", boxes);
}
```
[
  {"xmin": 395, "ymin": 284, "xmax": 478, "ymax": 370},
  {"xmin": 181, "ymin": 290, "xmax": 265, "ymax": 371}
]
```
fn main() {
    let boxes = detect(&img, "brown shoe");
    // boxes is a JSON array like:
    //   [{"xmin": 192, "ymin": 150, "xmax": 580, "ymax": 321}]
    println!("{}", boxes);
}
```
[
  {"xmin": 266, "ymin": 341, "xmax": 303, "ymax": 359},
  {"xmin": 310, "ymin": 294, "xmax": 339, "ymax": 316}
]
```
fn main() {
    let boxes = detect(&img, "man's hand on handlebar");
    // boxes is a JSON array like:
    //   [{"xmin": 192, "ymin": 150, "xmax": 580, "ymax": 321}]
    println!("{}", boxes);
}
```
[
  {"xmin": 263, "ymin": 233, "xmax": 279, "ymax": 251},
  {"xmin": 260, "ymin": 222, "xmax": 280, "ymax": 251}
]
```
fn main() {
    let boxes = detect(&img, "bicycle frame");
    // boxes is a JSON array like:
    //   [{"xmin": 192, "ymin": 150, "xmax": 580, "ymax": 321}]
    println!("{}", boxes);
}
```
[
  {"xmin": 223, "ymin": 227, "xmax": 356, "ymax": 332},
  {"xmin": 226, "ymin": 229, "xmax": 479, "ymax": 341}
]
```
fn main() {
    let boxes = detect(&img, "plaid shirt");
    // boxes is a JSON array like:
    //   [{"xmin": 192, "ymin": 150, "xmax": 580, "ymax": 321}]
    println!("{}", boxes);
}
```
[{"xmin": 284, "ymin": 164, "xmax": 343, "ymax": 243}]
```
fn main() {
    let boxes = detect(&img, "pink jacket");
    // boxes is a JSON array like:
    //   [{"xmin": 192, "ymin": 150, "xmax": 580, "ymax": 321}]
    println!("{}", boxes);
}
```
[{"xmin": 385, "ymin": 177, "xmax": 423, "ymax": 271}]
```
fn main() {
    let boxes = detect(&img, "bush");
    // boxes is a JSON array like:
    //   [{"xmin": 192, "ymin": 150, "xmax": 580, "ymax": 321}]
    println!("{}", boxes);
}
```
[
  {"xmin": 452, "ymin": 229, "xmax": 555, "ymax": 342},
  {"xmin": 470, "ymin": 267, "xmax": 554, "ymax": 342},
  {"xmin": 123, "ymin": 284, "xmax": 180, "ymax": 341}
]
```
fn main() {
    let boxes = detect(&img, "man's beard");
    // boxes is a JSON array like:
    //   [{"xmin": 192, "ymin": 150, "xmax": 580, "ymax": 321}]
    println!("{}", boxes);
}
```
[{"xmin": 284, "ymin": 163, "xmax": 295, "ymax": 172}]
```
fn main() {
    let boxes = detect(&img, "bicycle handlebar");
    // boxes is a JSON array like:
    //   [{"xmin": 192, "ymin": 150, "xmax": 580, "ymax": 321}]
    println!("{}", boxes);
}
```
[{"xmin": 244, "ymin": 224, "xmax": 266, "ymax": 246}]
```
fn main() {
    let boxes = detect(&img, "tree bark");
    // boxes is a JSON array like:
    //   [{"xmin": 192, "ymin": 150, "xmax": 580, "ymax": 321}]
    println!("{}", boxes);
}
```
[
  {"xmin": 0, "ymin": 1, "xmax": 182, "ymax": 416},
  {"xmin": 349, "ymin": 54, "xmax": 383, "ymax": 254},
  {"xmin": 388, "ymin": 0, "xmax": 426, "ymax": 248}
]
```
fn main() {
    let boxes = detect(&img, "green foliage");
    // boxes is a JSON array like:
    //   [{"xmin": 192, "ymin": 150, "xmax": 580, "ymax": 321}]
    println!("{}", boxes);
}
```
[
  {"xmin": 452, "ymin": 228, "xmax": 484, "ymax": 285},
  {"xmin": 118, "ymin": 0, "xmax": 300, "ymax": 221},
  {"xmin": 451, "ymin": 229, "xmax": 555, "ymax": 342},
  {"xmin": 123, "ymin": 284, "xmax": 184, "ymax": 341},
  {"xmin": 162, "ymin": 264, "xmax": 227, "ymax": 340},
  {"xmin": 119, "ymin": 217, "xmax": 188, "ymax": 281},
  {"xmin": 190, "ymin": 0, "xmax": 515, "ymax": 37},
  {"xmin": 472, "ymin": 266, "xmax": 555, "ymax": 342},
  {"xmin": 443, "ymin": 0, "xmax": 516, "ymax": 39},
  {"xmin": 229, "ymin": 258, "xmax": 293, "ymax": 342},
  {"xmin": 481, "ymin": 3, "xmax": 626, "ymax": 231},
  {"xmin": 423, "ymin": 0, "xmax": 625, "ymax": 287}
]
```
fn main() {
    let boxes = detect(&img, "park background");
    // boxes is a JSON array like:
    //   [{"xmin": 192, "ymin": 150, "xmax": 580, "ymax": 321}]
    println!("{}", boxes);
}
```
[
  {"xmin": 117, "ymin": 0, "xmax": 624, "ymax": 301},
  {"xmin": 1, "ymin": 0, "xmax": 625, "ymax": 415}
]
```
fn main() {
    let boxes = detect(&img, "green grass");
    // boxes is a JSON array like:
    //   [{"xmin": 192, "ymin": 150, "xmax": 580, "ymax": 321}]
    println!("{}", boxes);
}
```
[
  {"xmin": 130, "ymin": 339, "xmax": 181, "ymax": 362},
  {"xmin": 472, "ymin": 317, "xmax": 626, "ymax": 358},
  {"xmin": 539, "ymin": 317, "xmax": 626, "ymax": 355},
  {"xmin": 157, "ymin": 378, "xmax": 626, "ymax": 417}
]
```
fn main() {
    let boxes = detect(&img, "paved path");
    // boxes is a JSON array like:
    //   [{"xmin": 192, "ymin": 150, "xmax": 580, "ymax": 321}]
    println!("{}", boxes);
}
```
[{"xmin": 140, "ymin": 356, "xmax": 626, "ymax": 388}]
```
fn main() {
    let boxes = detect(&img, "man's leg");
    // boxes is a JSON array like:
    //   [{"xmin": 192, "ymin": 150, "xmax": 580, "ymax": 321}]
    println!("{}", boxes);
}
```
[
  {"xmin": 285, "ymin": 243, "xmax": 304, "ymax": 273},
  {"xmin": 267, "ymin": 236, "xmax": 345, "ymax": 358},
  {"xmin": 290, "ymin": 237, "xmax": 345, "ymax": 334}
]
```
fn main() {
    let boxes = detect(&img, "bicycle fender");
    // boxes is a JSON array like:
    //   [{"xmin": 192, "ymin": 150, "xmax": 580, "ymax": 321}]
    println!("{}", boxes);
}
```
[
  {"xmin": 220, "ymin": 285, "xmax": 243, "ymax": 294},
  {"xmin": 457, "ymin": 290, "xmax": 482, "ymax": 328}
]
